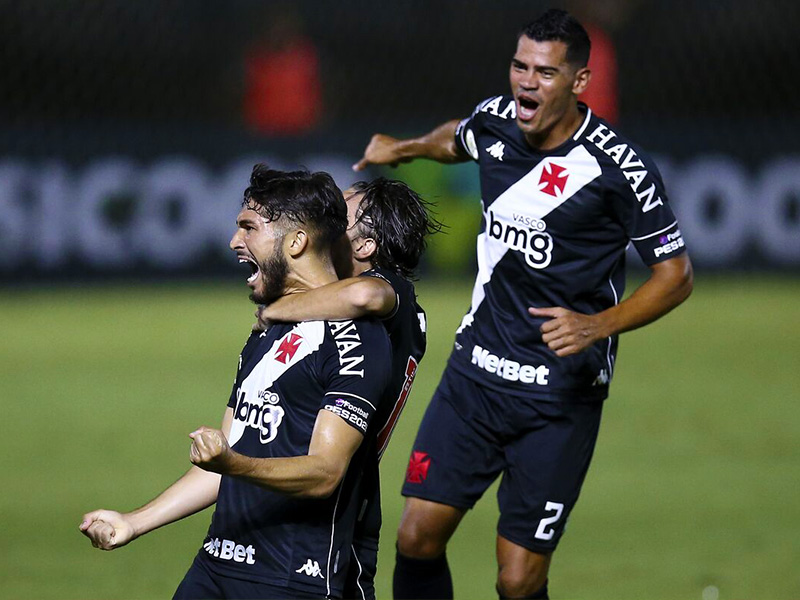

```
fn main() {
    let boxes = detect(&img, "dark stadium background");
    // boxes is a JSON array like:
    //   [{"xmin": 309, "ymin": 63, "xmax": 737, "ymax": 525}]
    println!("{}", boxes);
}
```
[{"xmin": 1, "ymin": 1, "xmax": 798, "ymax": 599}]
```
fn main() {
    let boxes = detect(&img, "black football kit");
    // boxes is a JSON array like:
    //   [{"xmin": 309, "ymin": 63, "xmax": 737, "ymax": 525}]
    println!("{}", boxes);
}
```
[
  {"xmin": 402, "ymin": 97, "xmax": 687, "ymax": 551},
  {"xmin": 177, "ymin": 318, "xmax": 391, "ymax": 599},
  {"xmin": 344, "ymin": 267, "xmax": 427, "ymax": 600}
]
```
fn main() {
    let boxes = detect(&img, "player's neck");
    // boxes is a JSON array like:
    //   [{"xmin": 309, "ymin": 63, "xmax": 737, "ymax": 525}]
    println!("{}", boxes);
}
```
[
  {"xmin": 523, "ymin": 103, "xmax": 585, "ymax": 151},
  {"xmin": 351, "ymin": 261, "xmax": 372, "ymax": 277},
  {"xmin": 283, "ymin": 257, "xmax": 339, "ymax": 294}
]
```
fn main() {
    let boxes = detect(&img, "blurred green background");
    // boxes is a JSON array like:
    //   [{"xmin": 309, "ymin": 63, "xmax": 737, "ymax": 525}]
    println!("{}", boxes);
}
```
[
  {"xmin": 2, "ymin": 275, "xmax": 798, "ymax": 599},
  {"xmin": 2, "ymin": 2, "xmax": 799, "ymax": 598}
]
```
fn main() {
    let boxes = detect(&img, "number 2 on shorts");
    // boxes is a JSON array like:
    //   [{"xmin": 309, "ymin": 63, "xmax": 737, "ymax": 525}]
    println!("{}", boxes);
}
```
[{"xmin": 534, "ymin": 501, "xmax": 565, "ymax": 541}]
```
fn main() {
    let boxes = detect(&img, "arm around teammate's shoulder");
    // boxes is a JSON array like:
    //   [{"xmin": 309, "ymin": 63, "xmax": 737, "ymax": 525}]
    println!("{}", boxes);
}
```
[
  {"xmin": 261, "ymin": 276, "xmax": 396, "ymax": 323},
  {"xmin": 353, "ymin": 119, "xmax": 468, "ymax": 171}
]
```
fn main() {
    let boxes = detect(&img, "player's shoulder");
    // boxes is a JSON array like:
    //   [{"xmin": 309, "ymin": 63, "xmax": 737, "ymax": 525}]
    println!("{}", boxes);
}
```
[
  {"xmin": 325, "ymin": 317, "xmax": 390, "ymax": 349},
  {"xmin": 576, "ymin": 108, "xmax": 662, "ymax": 174},
  {"xmin": 324, "ymin": 317, "xmax": 391, "ymax": 378},
  {"xmin": 457, "ymin": 94, "xmax": 518, "ymax": 159},
  {"xmin": 468, "ymin": 94, "xmax": 517, "ymax": 121},
  {"xmin": 360, "ymin": 266, "xmax": 412, "ymax": 296}
]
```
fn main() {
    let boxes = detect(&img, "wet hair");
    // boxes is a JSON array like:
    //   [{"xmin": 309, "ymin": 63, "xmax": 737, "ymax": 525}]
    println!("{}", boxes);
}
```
[
  {"xmin": 243, "ymin": 164, "xmax": 347, "ymax": 247},
  {"xmin": 350, "ymin": 178, "xmax": 442, "ymax": 279},
  {"xmin": 519, "ymin": 9, "xmax": 591, "ymax": 68}
]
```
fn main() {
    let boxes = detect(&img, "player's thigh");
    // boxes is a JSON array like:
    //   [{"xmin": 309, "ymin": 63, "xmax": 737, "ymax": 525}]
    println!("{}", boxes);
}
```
[
  {"xmin": 497, "ymin": 399, "xmax": 603, "ymax": 553},
  {"xmin": 401, "ymin": 368, "xmax": 505, "ymax": 510}
]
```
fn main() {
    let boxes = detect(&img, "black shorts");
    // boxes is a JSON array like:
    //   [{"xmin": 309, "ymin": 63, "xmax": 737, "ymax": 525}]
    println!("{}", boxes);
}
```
[
  {"xmin": 174, "ymin": 555, "xmax": 324, "ymax": 599},
  {"xmin": 343, "ymin": 537, "xmax": 378, "ymax": 600},
  {"xmin": 401, "ymin": 366, "xmax": 603, "ymax": 553}
]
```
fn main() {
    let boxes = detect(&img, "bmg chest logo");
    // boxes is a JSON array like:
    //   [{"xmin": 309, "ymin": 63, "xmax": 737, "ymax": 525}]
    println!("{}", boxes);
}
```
[
  {"xmin": 487, "ymin": 209, "xmax": 553, "ymax": 269},
  {"xmin": 233, "ymin": 387, "xmax": 285, "ymax": 444}
]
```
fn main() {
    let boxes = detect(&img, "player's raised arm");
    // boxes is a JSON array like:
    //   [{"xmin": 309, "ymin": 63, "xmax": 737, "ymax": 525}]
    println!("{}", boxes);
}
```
[
  {"xmin": 353, "ymin": 119, "xmax": 468, "ymax": 171},
  {"xmin": 259, "ymin": 276, "xmax": 396, "ymax": 325},
  {"xmin": 79, "ymin": 408, "xmax": 233, "ymax": 550}
]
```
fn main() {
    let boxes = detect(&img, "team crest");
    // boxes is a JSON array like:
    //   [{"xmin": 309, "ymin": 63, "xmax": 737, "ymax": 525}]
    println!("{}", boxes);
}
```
[
  {"xmin": 405, "ymin": 450, "xmax": 431, "ymax": 483},
  {"xmin": 274, "ymin": 332, "xmax": 303, "ymax": 363},
  {"xmin": 538, "ymin": 162, "xmax": 569, "ymax": 197}
]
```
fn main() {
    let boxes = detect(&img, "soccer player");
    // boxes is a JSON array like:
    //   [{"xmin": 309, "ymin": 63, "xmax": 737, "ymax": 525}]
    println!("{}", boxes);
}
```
[
  {"xmin": 259, "ymin": 178, "xmax": 436, "ymax": 599},
  {"xmin": 353, "ymin": 9, "xmax": 693, "ymax": 600},
  {"xmin": 80, "ymin": 165, "xmax": 393, "ymax": 600}
]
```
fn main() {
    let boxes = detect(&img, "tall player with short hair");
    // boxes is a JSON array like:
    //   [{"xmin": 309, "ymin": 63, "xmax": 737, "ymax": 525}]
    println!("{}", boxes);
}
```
[
  {"xmin": 80, "ymin": 165, "xmax": 393, "ymax": 600},
  {"xmin": 354, "ymin": 9, "xmax": 693, "ymax": 599},
  {"xmin": 259, "ymin": 178, "xmax": 438, "ymax": 599}
]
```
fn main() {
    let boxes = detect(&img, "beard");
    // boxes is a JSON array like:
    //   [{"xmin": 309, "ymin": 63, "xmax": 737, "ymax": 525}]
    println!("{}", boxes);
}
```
[{"xmin": 250, "ymin": 243, "xmax": 288, "ymax": 305}]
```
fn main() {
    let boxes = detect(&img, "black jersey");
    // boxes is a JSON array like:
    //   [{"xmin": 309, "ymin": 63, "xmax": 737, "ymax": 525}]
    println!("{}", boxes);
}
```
[
  {"xmin": 198, "ymin": 318, "xmax": 391, "ymax": 599},
  {"xmin": 361, "ymin": 267, "xmax": 427, "ymax": 458},
  {"xmin": 345, "ymin": 268, "xmax": 427, "ymax": 596},
  {"xmin": 451, "ymin": 95, "xmax": 687, "ymax": 401}
]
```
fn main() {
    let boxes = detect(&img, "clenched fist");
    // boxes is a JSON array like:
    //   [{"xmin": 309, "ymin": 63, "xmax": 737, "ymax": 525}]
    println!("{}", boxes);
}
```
[
  {"xmin": 189, "ymin": 426, "xmax": 233, "ymax": 474},
  {"xmin": 79, "ymin": 509, "xmax": 137, "ymax": 550}
]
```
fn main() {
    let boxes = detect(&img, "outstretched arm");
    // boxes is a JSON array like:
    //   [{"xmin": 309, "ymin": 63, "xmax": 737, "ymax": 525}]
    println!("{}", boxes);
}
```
[
  {"xmin": 79, "ymin": 408, "xmax": 233, "ymax": 551},
  {"xmin": 353, "ymin": 119, "xmax": 468, "ymax": 171},
  {"xmin": 190, "ymin": 409, "xmax": 364, "ymax": 500},
  {"xmin": 529, "ymin": 254, "xmax": 694, "ymax": 357},
  {"xmin": 260, "ymin": 277, "xmax": 396, "ymax": 325}
]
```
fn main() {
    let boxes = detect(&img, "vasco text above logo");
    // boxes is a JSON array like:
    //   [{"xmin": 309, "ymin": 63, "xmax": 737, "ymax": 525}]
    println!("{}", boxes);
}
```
[{"xmin": 233, "ymin": 388, "xmax": 285, "ymax": 444}]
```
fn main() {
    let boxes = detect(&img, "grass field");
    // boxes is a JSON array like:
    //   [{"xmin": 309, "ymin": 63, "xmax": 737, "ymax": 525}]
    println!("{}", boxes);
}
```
[{"xmin": 1, "ymin": 275, "xmax": 799, "ymax": 599}]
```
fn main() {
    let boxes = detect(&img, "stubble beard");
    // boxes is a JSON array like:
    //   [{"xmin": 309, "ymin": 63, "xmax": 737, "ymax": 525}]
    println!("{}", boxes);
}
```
[{"xmin": 250, "ymin": 243, "xmax": 288, "ymax": 306}]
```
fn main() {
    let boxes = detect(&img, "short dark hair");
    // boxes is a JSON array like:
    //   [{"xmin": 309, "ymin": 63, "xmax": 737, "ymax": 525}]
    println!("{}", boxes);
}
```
[
  {"xmin": 243, "ymin": 164, "xmax": 347, "ymax": 247},
  {"xmin": 519, "ymin": 9, "xmax": 591, "ymax": 67},
  {"xmin": 350, "ymin": 178, "xmax": 442, "ymax": 279}
]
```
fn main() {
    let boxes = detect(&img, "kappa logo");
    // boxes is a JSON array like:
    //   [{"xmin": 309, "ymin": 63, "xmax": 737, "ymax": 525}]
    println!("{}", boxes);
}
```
[
  {"xmin": 593, "ymin": 369, "xmax": 610, "ymax": 386},
  {"xmin": 486, "ymin": 141, "xmax": 505, "ymax": 161},
  {"xmin": 274, "ymin": 332, "xmax": 303, "ymax": 363},
  {"xmin": 295, "ymin": 559, "xmax": 325, "ymax": 579},
  {"xmin": 539, "ymin": 162, "xmax": 569, "ymax": 197},
  {"xmin": 405, "ymin": 450, "xmax": 431, "ymax": 484}
]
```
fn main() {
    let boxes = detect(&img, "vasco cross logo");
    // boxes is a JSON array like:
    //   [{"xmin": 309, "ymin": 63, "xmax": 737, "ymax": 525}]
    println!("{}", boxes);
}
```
[
  {"xmin": 274, "ymin": 332, "xmax": 303, "ymax": 363},
  {"xmin": 406, "ymin": 451, "xmax": 431, "ymax": 484},
  {"xmin": 538, "ymin": 162, "xmax": 569, "ymax": 197}
]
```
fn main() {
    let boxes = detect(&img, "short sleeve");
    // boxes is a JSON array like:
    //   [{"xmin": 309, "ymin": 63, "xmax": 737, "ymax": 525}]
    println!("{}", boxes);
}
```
[
  {"xmin": 359, "ymin": 268, "xmax": 400, "ymax": 320},
  {"xmin": 615, "ymin": 154, "xmax": 688, "ymax": 266},
  {"xmin": 320, "ymin": 320, "xmax": 391, "ymax": 435},
  {"xmin": 454, "ymin": 96, "xmax": 498, "ymax": 161}
]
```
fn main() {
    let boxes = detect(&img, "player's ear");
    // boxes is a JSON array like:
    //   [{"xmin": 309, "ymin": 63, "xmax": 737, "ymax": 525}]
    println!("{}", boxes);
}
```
[
  {"xmin": 286, "ymin": 229, "xmax": 309, "ymax": 257},
  {"xmin": 572, "ymin": 66, "xmax": 591, "ymax": 95},
  {"xmin": 352, "ymin": 236, "xmax": 377, "ymax": 262}
]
